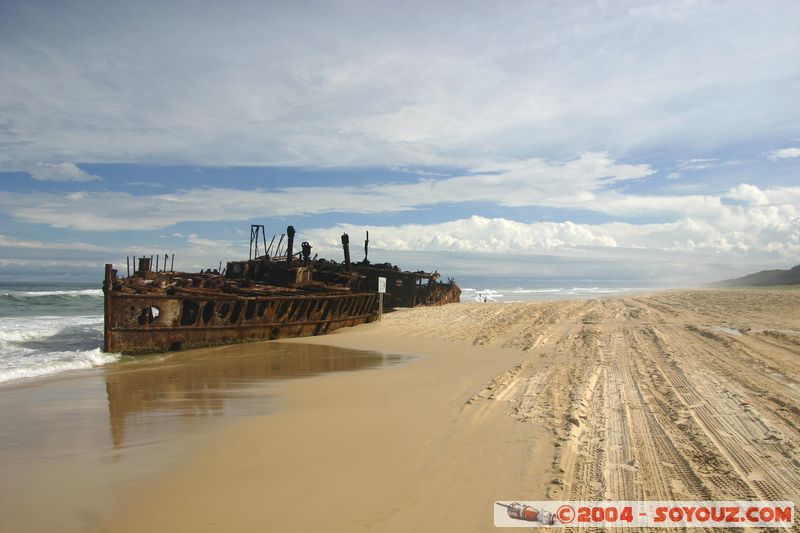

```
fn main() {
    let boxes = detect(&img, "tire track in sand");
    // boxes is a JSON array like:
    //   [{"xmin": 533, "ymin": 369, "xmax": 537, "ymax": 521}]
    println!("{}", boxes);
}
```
[{"xmin": 386, "ymin": 289, "xmax": 800, "ymax": 514}]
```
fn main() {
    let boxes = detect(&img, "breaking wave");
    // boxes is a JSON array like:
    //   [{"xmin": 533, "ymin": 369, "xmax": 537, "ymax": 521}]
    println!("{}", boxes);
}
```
[
  {"xmin": 461, "ymin": 286, "xmax": 648, "ymax": 302},
  {"xmin": 0, "ymin": 315, "xmax": 117, "ymax": 385},
  {"xmin": 0, "ymin": 287, "xmax": 103, "ymax": 319},
  {"xmin": 1, "ymin": 289, "xmax": 103, "ymax": 298}
]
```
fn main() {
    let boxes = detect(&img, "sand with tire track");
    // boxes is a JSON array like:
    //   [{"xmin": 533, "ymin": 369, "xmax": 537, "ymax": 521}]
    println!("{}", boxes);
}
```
[{"xmin": 384, "ymin": 289, "xmax": 800, "ymax": 505}]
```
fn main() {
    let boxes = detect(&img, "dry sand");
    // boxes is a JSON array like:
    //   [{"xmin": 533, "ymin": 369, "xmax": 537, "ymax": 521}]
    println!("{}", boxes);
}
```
[{"xmin": 107, "ymin": 288, "xmax": 800, "ymax": 532}]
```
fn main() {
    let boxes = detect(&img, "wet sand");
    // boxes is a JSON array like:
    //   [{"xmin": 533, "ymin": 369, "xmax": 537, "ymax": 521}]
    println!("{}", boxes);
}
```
[
  {"xmin": 0, "ymin": 343, "xmax": 407, "ymax": 531},
  {"xmin": 2, "ymin": 288, "xmax": 799, "ymax": 531}
]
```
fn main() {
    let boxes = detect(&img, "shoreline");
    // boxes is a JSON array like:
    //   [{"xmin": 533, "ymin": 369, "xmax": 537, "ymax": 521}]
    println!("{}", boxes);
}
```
[{"xmin": 1, "ymin": 288, "xmax": 798, "ymax": 532}]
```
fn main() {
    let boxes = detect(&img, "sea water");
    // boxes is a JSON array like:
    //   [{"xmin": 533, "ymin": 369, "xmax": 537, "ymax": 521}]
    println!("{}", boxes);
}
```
[
  {"xmin": 0, "ymin": 282, "xmax": 116, "ymax": 384},
  {"xmin": 460, "ymin": 284, "xmax": 650, "ymax": 302}
]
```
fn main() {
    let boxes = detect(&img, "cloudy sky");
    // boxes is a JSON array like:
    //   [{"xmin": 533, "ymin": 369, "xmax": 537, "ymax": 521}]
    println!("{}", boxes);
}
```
[{"xmin": 1, "ymin": 0, "xmax": 798, "ymax": 285}]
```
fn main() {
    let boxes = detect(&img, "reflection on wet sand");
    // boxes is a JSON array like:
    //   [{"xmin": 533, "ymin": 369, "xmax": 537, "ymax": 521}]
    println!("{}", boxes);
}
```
[
  {"xmin": 104, "ymin": 342, "xmax": 405, "ymax": 448},
  {"xmin": 0, "ymin": 342, "xmax": 407, "ymax": 531}
]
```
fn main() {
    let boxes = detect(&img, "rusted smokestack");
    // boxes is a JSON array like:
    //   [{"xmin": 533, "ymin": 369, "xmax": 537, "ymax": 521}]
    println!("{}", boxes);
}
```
[
  {"xmin": 341, "ymin": 233, "xmax": 351, "ymax": 272},
  {"xmin": 301, "ymin": 242, "xmax": 312, "ymax": 265},
  {"xmin": 137, "ymin": 257, "xmax": 152, "ymax": 274},
  {"xmin": 286, "ymin": 225, "xmax": 295, "ymax": 262}
]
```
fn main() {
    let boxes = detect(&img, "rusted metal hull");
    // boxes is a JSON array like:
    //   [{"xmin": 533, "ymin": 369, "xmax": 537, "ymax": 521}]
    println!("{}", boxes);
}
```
[
  {"xmin": 422, "ymin": 282, "xmax": 461, "ymax": 306},
  {"xmin": 104, "ymin": 269, "xmax": 377, "ymax": 355}
]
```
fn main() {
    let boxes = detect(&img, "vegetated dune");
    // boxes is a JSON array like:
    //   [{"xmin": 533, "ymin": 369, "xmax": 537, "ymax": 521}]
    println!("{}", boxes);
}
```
[{"xmin": 712, "ymin": 264, "xmax": 800, "ymax": 287}]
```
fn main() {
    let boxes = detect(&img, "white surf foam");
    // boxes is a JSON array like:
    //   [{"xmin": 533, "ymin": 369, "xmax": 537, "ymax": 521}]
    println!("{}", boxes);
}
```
[
  {"xmin": 462, "ymin": 285, "xmax": 649, "ymax": 302},
  {"xmin": 0, "ymin": 315, "xmax": 116, "ymax": 385},
  {"xmin": 0, "ymin": 348, "xmax": 119, "ymax": 384},
  {"xmin": 1, "ymin": 289, "xmax": 103, "ymax": 297}
]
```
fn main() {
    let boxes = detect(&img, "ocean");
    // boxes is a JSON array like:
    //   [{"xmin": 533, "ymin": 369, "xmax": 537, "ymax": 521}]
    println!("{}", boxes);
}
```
[
  {"xmin": 0, "ymin": 280, "xmax": 651, "ymax": 385},
  {"xmin": 0, "ymin": 282, "xmax": 116, "ymax": 384}
]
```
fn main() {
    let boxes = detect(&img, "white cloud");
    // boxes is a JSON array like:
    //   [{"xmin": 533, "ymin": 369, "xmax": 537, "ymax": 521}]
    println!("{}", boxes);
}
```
[
  {"xmin": 1, "ymin": 2, "xmax": 799, "ymax": 170},
  {"xmin": 3, "ymin": 183, "xmax": 798, "ymax": 284},
  {"xmin": 767, "ymin": 147, "xmax": 800, "ymax": 161},
  {"xmin": 301, "ymin": 199, "xmax": 799, "ymax": 262},
  {"xmin": 0, "ymin": 152, "xmax": 654, "ymax": 230},
  {"xmin": 2, "ymin": 2, "xmax": 799, "ymax": 283},
  {"xmin": 677, "ymin": 158, "xmax": 718, "ymax": 171},
  {"xmin": 582, "ymin": 191, "xmax": 726, "ymax": 218},
  {"xmin": 0, "ymin": 234, "xmax": 105, "ymax": 252},
  {"xmin": 287, "ymin": 182, "xmax": 799, "ymax": 264},
  {"xmin": 27, "ymin": 163, "xmax": 100, "ymax": 182},
  {"xmin": 0, "ymin": 258, "xmax": 106, "ymax": 269},
  {"xmin": 306, "ymin": 216, "xmax": 618, "ymax": 256},
  {"xmin": 186, "ymin": 233, "xmax": 244, "ymax": 259},
  {"xmin": 726, "ymin": 183, "xmax": 769, "ymax": 206},
  {"xmin": 1, "ymin": 168, "xmax": 797, "ymax": 242}
]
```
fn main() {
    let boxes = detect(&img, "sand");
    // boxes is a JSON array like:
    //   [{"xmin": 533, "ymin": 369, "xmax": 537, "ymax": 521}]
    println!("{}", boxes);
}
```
[
  {"xmin": 109, "ymin": 288, "xmax": 800, "ymax": 532},
  {"xmin": 108, "ymin": 333, "xmax": 553, "ymax": 532},
  {"xmin": 3, "ymin": 289, "xmax": 799, "ymax": 531}
]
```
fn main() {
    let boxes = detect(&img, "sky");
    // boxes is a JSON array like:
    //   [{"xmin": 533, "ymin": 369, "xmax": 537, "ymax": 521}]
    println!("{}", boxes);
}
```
[{"xmin": 1, "ymin": 0, "xmax": 799, "ymax": 285}]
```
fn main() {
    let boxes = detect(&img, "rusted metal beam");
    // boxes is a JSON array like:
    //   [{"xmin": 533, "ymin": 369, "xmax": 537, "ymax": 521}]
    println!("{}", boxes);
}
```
[
  {"xmin": 286, "ymin": 225, "xmax": 295, "ymax": 262},
  {"xmin": 103, "ymin": 264, "xmax": 114, "ymax": 352},
  {"xmin": 342, "ymin": 233, "xmax": 351, "ymax": 272}
]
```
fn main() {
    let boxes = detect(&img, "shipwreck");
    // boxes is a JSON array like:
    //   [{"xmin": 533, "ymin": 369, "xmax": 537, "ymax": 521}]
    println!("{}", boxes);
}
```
[{"xmin": 103, "ymin": 225, "xmax": 460, "ymax": 355}]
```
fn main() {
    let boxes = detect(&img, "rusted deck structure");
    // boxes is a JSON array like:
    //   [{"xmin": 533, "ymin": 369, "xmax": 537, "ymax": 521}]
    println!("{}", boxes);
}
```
[{"xmin": 319, "ymin": 232, "xmax": 462, "ymax": 308}]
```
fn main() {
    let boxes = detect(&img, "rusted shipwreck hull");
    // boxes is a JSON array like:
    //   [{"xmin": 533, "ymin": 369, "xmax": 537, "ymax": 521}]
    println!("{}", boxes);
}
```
[
  {"xmin": 103, "ymin": 226, "xmax": 460, "ymax": 355},
  {"xmin": 103, "ymin": 262, "xmax": 377, "ymax": 355}
]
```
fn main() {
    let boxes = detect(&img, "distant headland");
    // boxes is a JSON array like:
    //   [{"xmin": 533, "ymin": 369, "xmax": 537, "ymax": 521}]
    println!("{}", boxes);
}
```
[{"xmin": 711, "ymin": 264, "xmax": 800, "ymax": 287}]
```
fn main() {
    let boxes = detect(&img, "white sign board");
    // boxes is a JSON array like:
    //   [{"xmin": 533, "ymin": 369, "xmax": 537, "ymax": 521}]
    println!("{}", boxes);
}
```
[{"xmin": 377, "ymin": 277, "xmax": 386, "ymax": 293}]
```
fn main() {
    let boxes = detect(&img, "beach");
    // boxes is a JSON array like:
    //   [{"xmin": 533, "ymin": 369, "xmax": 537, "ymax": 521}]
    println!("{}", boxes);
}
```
[{"xmin": 1, "ymin": 288, "xmax": 799, "ymax": 531}]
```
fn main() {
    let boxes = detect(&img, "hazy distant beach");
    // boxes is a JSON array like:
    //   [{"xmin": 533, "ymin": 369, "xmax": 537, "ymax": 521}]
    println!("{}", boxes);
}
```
[{"xmin": 2, "ymin": 288, "xmax": 798, "ymax": 531}]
